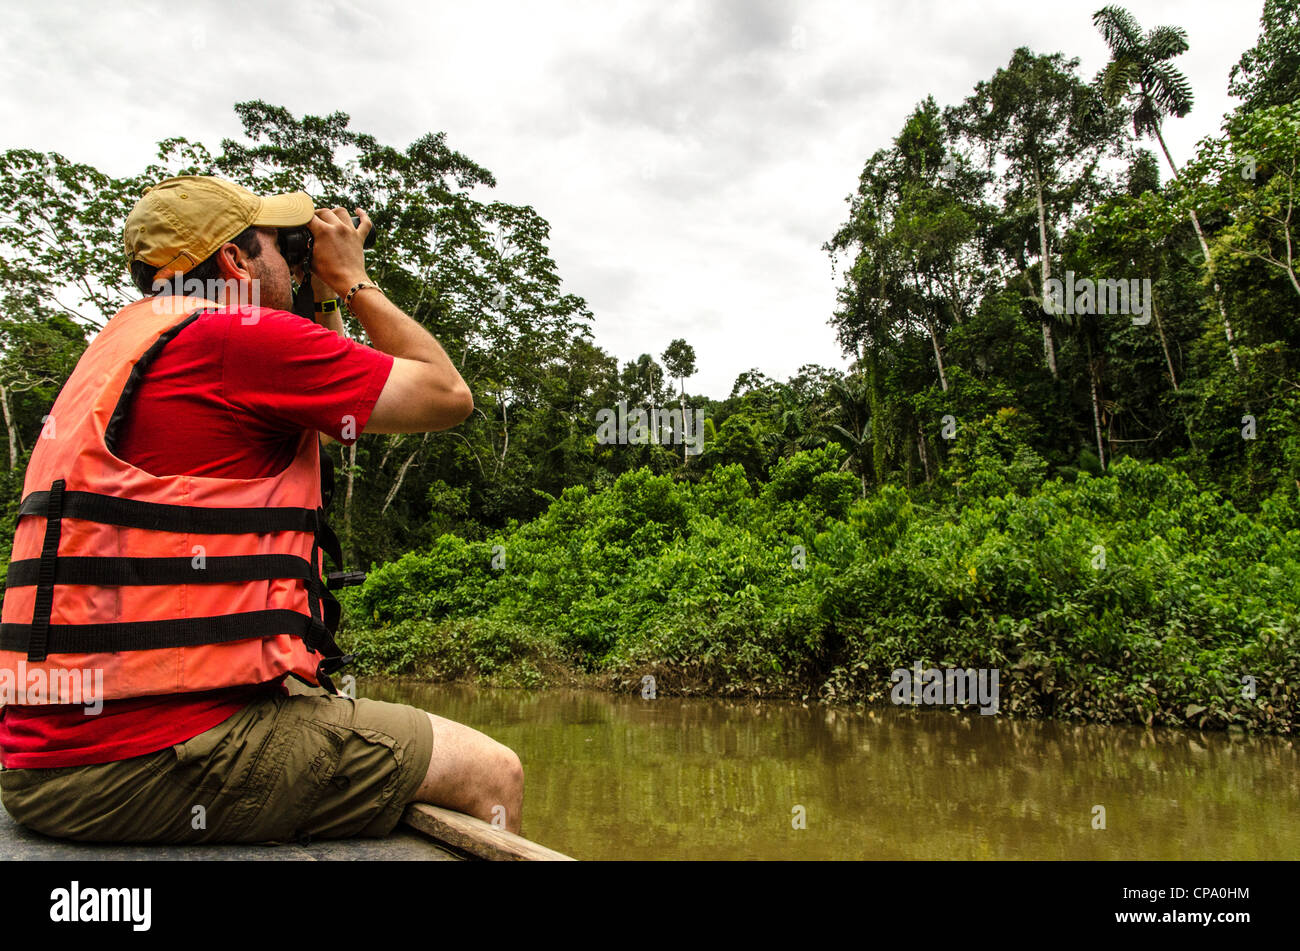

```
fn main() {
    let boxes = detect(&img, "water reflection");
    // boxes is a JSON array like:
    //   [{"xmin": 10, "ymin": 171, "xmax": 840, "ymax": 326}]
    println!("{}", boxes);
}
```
[{"xmin": 361, "ymin": 680, "xmax": 1300, "ymax": 861}]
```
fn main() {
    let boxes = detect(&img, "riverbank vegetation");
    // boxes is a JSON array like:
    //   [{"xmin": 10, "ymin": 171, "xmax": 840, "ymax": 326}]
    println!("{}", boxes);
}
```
[
  {"xmin": 339, "ymin": 442, "xmax": 1300, "ymax": 733},
  {"xmin": 2, "ymin": 4, "xmax": 1298, "ymax": 731}
]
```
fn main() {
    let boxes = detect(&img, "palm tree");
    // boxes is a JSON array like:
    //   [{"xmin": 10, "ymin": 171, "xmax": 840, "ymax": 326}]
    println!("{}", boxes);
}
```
[
  {"xmin": 1092, "ymin": 4, "xmax": 1241, "ymax": 371},
  {"xmin": 826, "ymin": 375, "xmax": 873, "ymax": 497},
  {"xmin": 760, "ymin": 391, "xmax": 827, "ymax": 462}
]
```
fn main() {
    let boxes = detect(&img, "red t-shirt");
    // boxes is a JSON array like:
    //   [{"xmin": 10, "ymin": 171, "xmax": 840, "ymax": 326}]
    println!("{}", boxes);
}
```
[{"xmin": 0, "ymin": 305, "xmax": 394, "ymax": 768}]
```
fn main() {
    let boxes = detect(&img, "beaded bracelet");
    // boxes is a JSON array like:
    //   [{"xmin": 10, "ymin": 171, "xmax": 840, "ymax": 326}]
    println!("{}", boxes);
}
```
[{"xmin": 344, "ymin": 281, "xmax": 381, "ymax": 310}]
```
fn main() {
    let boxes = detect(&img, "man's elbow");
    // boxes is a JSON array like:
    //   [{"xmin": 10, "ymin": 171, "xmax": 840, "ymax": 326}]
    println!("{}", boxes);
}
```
[
  {"xmin": 427, "ymin": 381, "xmax": 474, "ymax": 430},
  {"xmin": 449, "ymin": 381, "xmax": 475, "ymax": 424}
]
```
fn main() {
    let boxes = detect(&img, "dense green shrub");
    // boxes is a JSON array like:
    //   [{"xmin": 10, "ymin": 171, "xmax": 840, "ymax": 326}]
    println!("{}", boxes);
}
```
[
  {"xmin": 342, "ymin": 450, "xmax": 1300, "ymax": 732},
  {"xmin": 337, "ymin": 617, "xmax": 560, "ymax": 689},
  {"xmin": 350, "ymin": 534, "xmax": 501, "ymax": 626}
]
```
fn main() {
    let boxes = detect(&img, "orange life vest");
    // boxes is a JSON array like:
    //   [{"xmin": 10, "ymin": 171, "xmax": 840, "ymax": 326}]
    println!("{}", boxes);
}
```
[{"xmin": 0, "ymin": 296, "xmax": 353, "ymax": 703}]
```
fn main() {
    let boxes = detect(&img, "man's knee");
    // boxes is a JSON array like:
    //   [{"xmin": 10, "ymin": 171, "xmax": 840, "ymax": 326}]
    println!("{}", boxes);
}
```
[
  {"xmin": 416, "ymin": 714, "xmax": 523, "ymax": 817},
  {"xmin": 480, "ymin": 743, "xmax": 523, "ymax": 832},
  {"xmin": 473, "ymin": 741, "xmax": 522, "ymax": 808},
  {"xmin": 495, "ymin": 744, "xmax": 523, "ymax": 800}
]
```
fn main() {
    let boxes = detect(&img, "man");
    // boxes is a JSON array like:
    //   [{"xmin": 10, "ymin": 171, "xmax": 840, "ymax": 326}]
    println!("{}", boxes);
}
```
[{"xmin": 0, "ymin": 176, "xmax": 523, "ymax": 844}]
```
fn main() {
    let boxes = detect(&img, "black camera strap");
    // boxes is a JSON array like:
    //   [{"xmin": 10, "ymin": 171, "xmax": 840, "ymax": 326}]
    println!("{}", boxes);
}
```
[{"xmin": 292, "ymin": 261, "xmax": 317, "ymax": 323}]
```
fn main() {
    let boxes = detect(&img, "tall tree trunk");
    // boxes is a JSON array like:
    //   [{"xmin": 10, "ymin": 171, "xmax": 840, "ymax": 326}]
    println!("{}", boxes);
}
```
[
  {"xmin": 0, "ymin": 383, "xmax": 15, "ymax": 470},
  {"xmin": 1274, "ymin": 160, "xmax": 1300, "ymax": 298},
  {"xmin": 381, "ymin": 433, "xmax": 429, "ymax": 515},
  {"xmin": 916, "ymin": 419, "xmax": 931, "ymax": 482},
  {"xmin": 1150, "ymin": 296, "xmax": 1179, "ymax": 391},
  {"xmin": 912, "ymin": 267, "xmax": 950, "ymax": 392},
  {"xmin": 1033, "ymin": 162, "xmax": 1059, "ymax": 379},
  {"xmin": 945, "ymin": 264, "xmax": 966, "ymax": 325},
  {"xmin": 1041, "ymin": 321, "xmax": 1059, "ymax": 378},
  {"xmin": 343, "ymin": 441, "xmax": 357, "ymax": 562},
  {"xmin": 377, "ymin": 433, "xmax": 405, "ymax": 471},
  {"xmin": 1085, "ymin": 336, "xmax": 1107, "ymax": 470},
  {"xmin": 924, "ymin": 317, "xmax": 949, "ymax": 392},
  {"xmin": 868, "ymin": 355, "xmax": 888, "ymax": 486},
  {"xmin": 1152, "ymin": 121, "xmax": 1240, "ymax": 372},
  {"xmin": 496, "ymin": 395, "xmax": 509, "ymax": 474},
  {"xmin": 679, "ymin": 390, "xmax": 689, "ymax": 463}
]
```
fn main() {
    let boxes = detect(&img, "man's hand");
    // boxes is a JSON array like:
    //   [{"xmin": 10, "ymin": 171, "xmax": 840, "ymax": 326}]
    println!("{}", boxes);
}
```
[{"xmin": 308, "ymin": 206, "xmax": 373, "ymax": 298}]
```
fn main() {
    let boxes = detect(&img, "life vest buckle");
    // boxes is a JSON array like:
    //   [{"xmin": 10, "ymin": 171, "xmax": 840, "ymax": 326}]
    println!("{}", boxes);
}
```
[{"xmin": 325, "ymin": 570, "xmax": 367, "ymax": 590}]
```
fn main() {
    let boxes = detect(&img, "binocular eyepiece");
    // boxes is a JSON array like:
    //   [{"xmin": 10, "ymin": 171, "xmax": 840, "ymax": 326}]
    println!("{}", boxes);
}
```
[{"xmin": 277, "ymin": 215, "xmax": 376, "ymax": 271}]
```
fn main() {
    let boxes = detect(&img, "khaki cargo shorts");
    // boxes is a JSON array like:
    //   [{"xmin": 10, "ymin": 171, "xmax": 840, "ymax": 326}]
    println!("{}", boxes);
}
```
[{"xmin": 0, "ymin": 682, "xmax": 433, "ymax": 844}]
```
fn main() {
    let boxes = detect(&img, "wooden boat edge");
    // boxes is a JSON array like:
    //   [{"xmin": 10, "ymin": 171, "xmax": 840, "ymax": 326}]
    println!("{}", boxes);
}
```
[{"xmin": 401, "ymin": 803, "xmax": 576, "ymax": 861}]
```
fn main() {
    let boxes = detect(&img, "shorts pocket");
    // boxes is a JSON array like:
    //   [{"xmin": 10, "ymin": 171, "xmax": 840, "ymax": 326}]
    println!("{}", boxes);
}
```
[
  {"xmin": 292, "ymin": 722, "xmax": 407, "ymax": 840},
  {"xmin": 239, "ymin": 716, "xmax": 345, "ymax": 843}
]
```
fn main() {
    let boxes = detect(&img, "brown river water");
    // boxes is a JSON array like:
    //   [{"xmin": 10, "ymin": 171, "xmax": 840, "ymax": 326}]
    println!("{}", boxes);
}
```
[{"xmin": 359, "ymin": 679, "xmax": 1300, "ymax": 861}]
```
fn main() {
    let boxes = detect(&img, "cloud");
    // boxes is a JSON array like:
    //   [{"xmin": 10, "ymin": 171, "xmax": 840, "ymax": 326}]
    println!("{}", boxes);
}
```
[{"xmin": 0, "ymin": 0, "xmax": 1265, "ymax": 396}]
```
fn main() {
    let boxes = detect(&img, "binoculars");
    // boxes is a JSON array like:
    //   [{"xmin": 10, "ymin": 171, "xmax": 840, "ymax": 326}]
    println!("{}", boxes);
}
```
[
  {"xmin": 282, "ymin": 215, "xmax": 378, "ymax": 321},
  {"xmin": 277, "ymin": 215, "xmax": 376, "ymax": 271}
]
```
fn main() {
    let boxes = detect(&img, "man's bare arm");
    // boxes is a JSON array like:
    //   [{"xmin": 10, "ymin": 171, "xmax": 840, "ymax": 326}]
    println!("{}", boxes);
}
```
[
  {"xmin": 348, "ymin": 290, "xmax": 472, "ymax": 432},
  {"xmin": 309, "ymin": 206, "xmax": 473, "ymax": 435}
]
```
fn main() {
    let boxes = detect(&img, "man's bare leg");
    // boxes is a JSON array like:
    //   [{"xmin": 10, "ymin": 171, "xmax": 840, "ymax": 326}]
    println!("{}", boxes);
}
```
[{"xmin": 410, "ymin": 712, "xmax": 524, "ymax": 834}]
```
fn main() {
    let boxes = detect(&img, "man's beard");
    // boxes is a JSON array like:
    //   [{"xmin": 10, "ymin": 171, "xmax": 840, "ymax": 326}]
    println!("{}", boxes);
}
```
[{"xmin": 252, "ymin": 267, "xmax": 294, "ymax": 312}]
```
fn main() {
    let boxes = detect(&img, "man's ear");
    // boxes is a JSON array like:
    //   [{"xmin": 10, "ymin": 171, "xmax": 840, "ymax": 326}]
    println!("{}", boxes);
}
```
[{"xmin": 214, "ymin": 242, "xmax": 253, "ymax": 282}]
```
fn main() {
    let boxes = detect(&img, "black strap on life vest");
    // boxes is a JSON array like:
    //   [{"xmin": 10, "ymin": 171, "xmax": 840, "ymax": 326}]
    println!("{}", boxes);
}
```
[
  {"xmin": 4, "ymin": 554, "xmax": 313, "ymax": 588},
  {"xmin": 315, "ymin": 448, "xmax": 363, "ymax": 592},
  {"xmin": 304, "ymin": 498, "xmax": 354, "ymax": 692},
  {"xmin": 24, "ymin": 478, "xmax": 65, "ymax": 663},
  {"xmin": 320, "ymin": 448, "xmax": 336, "ymax": 510},
  {"xmin": 1, "ymin": 609, "xmax": 317, "ymax": 654},
  {"xmin": 16, "ymin": 491, "xmax": 318, "ymax": 534},
  {"xmin": 102, "ymin": 309, "xmax": 206, "ymax": 457}
]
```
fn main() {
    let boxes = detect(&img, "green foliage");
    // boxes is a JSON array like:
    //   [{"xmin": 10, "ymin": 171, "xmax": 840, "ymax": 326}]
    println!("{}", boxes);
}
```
[
  {"xmin": 337, "ymin": 617, "xmax": 560, "ymax": 689},
  {"xmin": 0, "ymin": 463, "xmax": 23, "ymax": 585},
  {"xmin": 660, "ymin": 338, "xmax": 697, "ymax": 397},
  {"xmin": 352, "ymin": 534, "xmax": 500, "ymax": 626},
  {"xmin": 761, "ymin": 444, "xmax": 857, "ymax": 513},
  {"xmin": 817, "ymin": 457, "xmax": 1300, "ymax": 731},
  {"xmin": 1181, "ymin": 102, "xmax": 1300, "ymax": 305},
  {"xmin": 345, "ymin": 451, "xmax": 1300, "ymax": 732},
  {"xmin": 1092, "ymin": 6, "xmax": 1195, "ymax": 139},
  {"xmin": 1127, "ymin": 149, "xmax": 1161, "ymax": 196},
  {"xmin": 942, "ymin": 408, "xmax": 1049, "ymax": 498}
]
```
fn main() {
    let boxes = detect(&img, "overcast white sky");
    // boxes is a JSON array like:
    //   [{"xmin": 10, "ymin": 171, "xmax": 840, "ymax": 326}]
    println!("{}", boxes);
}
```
[{"xmin": 0, "ymin": 0, "xmax": 1265, "ymax": 397}]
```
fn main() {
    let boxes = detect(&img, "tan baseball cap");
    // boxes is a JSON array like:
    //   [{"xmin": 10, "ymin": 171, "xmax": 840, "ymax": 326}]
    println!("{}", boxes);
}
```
[{"xmin": 124, "ymin": 176, "xmax": 314, "ymax": 276}]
